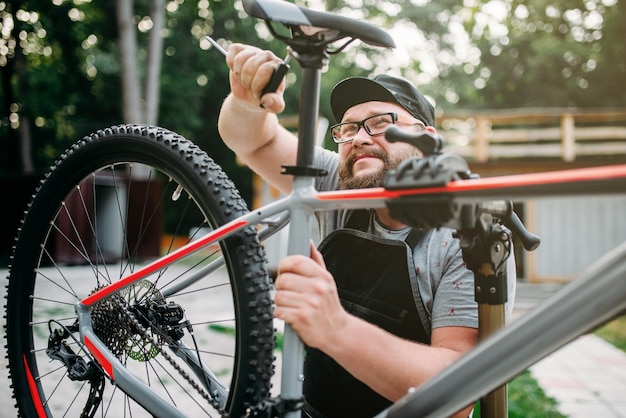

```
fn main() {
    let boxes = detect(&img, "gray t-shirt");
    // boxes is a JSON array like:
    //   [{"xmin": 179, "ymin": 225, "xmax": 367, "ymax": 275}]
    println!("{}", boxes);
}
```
[{"xmin": 312, "ymin": 147, "xmax": 516, "ymax": 331}]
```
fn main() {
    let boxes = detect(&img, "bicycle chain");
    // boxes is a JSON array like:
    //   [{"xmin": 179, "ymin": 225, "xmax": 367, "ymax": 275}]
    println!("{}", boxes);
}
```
[{"xmin": 91, "ymin": 287, "xmax": 230, "ymax": 418}]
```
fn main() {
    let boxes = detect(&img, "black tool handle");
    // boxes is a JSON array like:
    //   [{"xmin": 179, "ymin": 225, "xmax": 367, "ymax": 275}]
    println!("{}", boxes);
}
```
[{"xmin": 261, "ymin": 61, "xmax": 290, "ymax": 95}]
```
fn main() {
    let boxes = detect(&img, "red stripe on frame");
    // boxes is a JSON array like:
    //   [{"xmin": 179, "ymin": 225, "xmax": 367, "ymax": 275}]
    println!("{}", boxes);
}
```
[
  {"xmin": 84, "ymin": 335, "xmax": 114, "ymax": 379},
  {"xmin": 81, "ymin": 219, "xmax": 249, "ymax": 306},
  {"xmin": 316, "ymin": 164, "xmax": 626, "ymax": 200},
  {"xmin": 23, "ymin": 354, "xmax": 47, "ymax": 418},
  {"xmin": 435, "ymin": 164, "xmax": 626, "ymax": 194}
]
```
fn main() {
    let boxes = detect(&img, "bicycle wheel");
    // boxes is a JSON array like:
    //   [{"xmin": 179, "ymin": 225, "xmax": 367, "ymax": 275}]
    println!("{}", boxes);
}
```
[{"xmin": 5, "ymin": 124, "xmax": 275, "ymax": 417}]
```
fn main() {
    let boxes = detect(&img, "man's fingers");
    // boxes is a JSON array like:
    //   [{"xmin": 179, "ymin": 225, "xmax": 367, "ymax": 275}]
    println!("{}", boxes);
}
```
[
  {"xmin": 309, "ymin": 242, "xmax": 326, "ymax": 269},
  {"xmin": 259, "ymin": 92, "xmax": 285, "ymax": 114},
  {"xmin": 227, "ymin": 45, "xmax": 286, "ymax": 112},
  {"xmin": 277, "ymin": 254, "xmax": 324, "ymax": 281}
]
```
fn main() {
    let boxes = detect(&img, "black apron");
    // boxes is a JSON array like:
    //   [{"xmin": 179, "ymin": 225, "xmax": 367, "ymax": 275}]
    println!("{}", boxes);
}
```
[{"xmin": 303, "ymin": 211, "xmax": 431, "ymax": 418}]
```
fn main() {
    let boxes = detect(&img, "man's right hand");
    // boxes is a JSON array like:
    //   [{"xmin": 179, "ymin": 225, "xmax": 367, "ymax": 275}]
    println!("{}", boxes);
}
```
[
  {"xmin": 218, "ymin": 43, "xmax": 297, "ymax": 194},
  {"xmin": 225, "ymin": 43, "xmax": 286, "ymax": 114}
]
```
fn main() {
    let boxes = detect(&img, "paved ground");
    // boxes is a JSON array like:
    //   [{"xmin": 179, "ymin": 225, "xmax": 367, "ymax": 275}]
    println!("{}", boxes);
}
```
[
  {"xmin": 531, "ymin": 334, "xmax": 626, "ymax": 417},
  {"xmin": 514, "ymin": 282, "xmax": 626, "ymax": 418},
  {"xmin": 1, "ymin": 274, "xmax": 625, "ymax": 417}
]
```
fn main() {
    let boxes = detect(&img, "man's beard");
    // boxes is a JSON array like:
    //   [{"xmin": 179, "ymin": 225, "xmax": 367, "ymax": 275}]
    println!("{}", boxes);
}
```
[{"xmin": 338, "ymin": 147, "xmax": 421, "ymax": 190}]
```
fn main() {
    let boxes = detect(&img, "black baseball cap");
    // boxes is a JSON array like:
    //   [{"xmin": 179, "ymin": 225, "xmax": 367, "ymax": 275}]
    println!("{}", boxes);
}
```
[{"xmin": 330, "ymin": 74, "xmax": 435, "ymax": 127}]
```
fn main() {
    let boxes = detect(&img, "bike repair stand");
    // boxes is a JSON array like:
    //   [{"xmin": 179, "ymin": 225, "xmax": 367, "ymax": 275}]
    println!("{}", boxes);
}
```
[
  {"xmin": 454, "ymin": 205, "xmax": 512, "ymax": 418},
  {"xmin": 385, "ymin": 135, "xmax": 540, "ymax": 418}
]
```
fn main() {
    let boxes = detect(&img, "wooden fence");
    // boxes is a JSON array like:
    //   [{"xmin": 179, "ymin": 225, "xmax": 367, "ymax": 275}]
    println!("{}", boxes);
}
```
[{"xmin": 437, "ymin": 108, "xmax": 626, "ymax": 162}]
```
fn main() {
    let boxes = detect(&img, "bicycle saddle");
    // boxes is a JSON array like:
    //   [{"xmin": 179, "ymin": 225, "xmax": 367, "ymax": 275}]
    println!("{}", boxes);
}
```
[{"xmin": 242, "ymin": 0, "xmax": 395, "ymax": 49}]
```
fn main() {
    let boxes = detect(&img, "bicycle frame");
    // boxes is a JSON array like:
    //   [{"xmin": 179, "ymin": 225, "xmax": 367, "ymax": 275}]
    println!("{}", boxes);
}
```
[
  {"xmin": 76, "ymin": 161, "xmax": 626, "ymax": 417},
  {"xmin": 71, "ymin": 0, "xmax": 626, "ymax": 416}
]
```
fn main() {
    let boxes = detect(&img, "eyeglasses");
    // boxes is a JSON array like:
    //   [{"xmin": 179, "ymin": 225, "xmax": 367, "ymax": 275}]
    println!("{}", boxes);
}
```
[{"xmin": 330, "ymin": 112, "xmax": 426, "ymax": 144}]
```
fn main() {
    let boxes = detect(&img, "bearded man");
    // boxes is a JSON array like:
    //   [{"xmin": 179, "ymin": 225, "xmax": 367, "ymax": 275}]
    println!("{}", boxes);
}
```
[{"xmin": 218, "ymin": 43, "xmax": 516, "ymax": 418}]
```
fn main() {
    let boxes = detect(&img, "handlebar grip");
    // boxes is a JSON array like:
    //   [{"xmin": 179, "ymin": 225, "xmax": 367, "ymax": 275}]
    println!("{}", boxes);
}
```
[
  {"xmin": 385, "ymin": 125, "xmax": 443, "ymax": 156},
  {"xmin": 261, "ymin": 61, "xmax": 290, "ymax": 95}
]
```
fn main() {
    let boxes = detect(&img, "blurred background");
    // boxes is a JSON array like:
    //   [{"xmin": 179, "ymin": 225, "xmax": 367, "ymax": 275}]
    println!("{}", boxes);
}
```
[{"xmin": 1, "ymin": 0, "xmax": 625, "ymax": 281}]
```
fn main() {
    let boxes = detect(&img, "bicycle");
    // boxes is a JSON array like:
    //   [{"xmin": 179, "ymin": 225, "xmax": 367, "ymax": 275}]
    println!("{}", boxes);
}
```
[{"xmin": 4, "ymin": 0, "xmax": 626, "ymax": 417}]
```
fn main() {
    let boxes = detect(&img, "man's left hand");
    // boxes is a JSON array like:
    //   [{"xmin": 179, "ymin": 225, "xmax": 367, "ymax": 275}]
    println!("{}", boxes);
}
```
[{"xmin": 273, "ymin": 243, "xmax": 348, "ymax": 349}]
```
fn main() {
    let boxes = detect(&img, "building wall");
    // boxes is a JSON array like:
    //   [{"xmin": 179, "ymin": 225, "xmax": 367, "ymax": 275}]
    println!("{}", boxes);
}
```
[{"xmin": 526, "ymin": 195, "xmax": 626, "ymax": 282}]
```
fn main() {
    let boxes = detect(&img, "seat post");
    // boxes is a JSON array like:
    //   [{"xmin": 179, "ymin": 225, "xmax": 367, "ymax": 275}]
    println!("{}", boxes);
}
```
[
  {"xmin": 290, "ymin": 47, "xmax": 328, "ymax": 169},
  {"xmin": 295, "ymin": 65, "xmax": 322, "ymax": 168}
]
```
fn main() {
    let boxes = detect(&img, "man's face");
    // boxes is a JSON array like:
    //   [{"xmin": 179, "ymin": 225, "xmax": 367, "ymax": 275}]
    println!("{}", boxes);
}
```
[{"xmin": 337, "ymin": 101, "xmax": 433, "ymax": 190}]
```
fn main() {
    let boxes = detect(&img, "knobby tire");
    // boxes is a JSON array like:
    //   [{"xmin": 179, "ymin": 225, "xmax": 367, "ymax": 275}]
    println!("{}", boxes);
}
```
[{"xmin": 4, "ymin": 125, "xmax": 274, "ymax": 417}]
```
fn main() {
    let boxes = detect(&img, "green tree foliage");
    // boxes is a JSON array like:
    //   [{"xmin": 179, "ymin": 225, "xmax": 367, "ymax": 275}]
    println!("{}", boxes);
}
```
[
  {"xmin": 312, "ymin": 0, "xmax": 625, "ymax": 111},
  {"xmin": 1, "ymin": 0, "xmax": 625, "ymax": 194},
  {"xmin": 439, "ymin": 0, "xmax": 626, "ymax": 109},
  {"xmin": 1, "ymin": 0, "xmax": 104, "ymax": 175}
]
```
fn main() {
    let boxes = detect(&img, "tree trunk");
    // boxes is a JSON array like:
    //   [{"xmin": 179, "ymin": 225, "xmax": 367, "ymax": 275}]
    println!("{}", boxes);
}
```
[
  {"xmin": 115, "ymin": 0, "xmax": 143, "ymax": 123},
  {"xmin": 19, "ymin": 116, "xmax": 33, "ymax": 174},
  {"xmin": 6, "ymin": 0, "xmax": 34, "ymax": 174},
  {"xmin": 145, "ymin": 0, "xmax": 165, "ymax": 126}
]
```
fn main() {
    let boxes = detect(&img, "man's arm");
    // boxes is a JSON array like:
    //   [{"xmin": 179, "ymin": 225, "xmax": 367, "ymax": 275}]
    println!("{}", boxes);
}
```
[
  {"xmin": 217, "ymin": 44, "xmax": 299, "ymax": 194},
  {"xmin": 274, "ymin": 244, "xmax": 478, "ymax": 418},
  {"xmin": 320, "ymin": 317, "xmax": 477, "ymax": 418}
]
